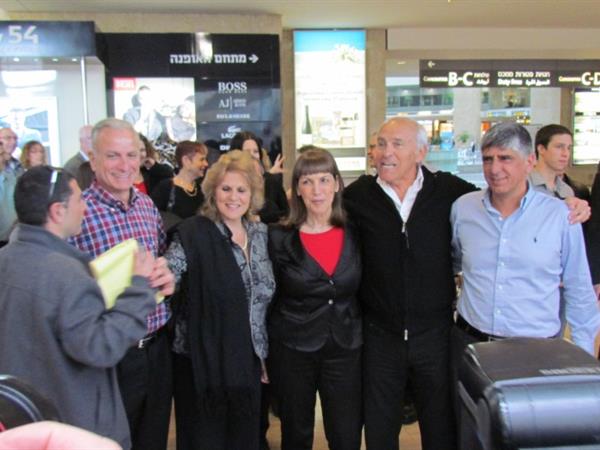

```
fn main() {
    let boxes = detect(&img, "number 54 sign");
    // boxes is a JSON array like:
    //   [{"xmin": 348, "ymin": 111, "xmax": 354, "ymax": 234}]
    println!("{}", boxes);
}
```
[
  {"xmin": 0, "ymin": 25, "xmax": 39, "ymax": 45},
  {"xmin": 0, "ymin": 21, "xmax": 96, "ymax": 57}
]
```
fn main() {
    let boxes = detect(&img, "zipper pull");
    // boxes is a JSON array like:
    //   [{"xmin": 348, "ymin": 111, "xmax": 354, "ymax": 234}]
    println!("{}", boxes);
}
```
[
  {"xmin": 402, "ymin": 222, "xmax": 409, "ymax": 248},
  {"xmin": 404, "ymin": 329, "xmax": 408, "ymax": 341}
]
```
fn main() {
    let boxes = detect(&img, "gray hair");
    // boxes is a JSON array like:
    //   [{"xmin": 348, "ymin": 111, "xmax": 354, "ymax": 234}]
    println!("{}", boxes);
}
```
[
  {"xmin": 480, "ymin": 122, "xmax": 533, "ymax": 158},
  {"xmin": 91, "ymin": 118, "xmax": 140, "ymax": 153},
  {"xmin": 378, "ymin": 117, "xmax": 429, "ymax": 151}
]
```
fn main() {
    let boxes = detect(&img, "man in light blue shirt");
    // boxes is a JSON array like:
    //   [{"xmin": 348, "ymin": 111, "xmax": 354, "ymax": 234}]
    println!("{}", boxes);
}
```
[{"xmin": 451, "ymin": 122, "xmax": 600, "ymax": 355}]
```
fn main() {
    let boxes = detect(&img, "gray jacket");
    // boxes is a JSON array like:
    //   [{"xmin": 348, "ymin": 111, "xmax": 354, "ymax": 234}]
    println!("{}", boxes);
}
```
[{"xmin": 0, "ymin": 224, "xmax": 157, "ymax": 449}]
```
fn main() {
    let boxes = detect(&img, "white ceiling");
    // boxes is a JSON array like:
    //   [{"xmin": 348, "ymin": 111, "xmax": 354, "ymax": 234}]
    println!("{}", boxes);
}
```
[{"xmin": 2, "ymin": 0, "xmax": 600, "ymax": 29}]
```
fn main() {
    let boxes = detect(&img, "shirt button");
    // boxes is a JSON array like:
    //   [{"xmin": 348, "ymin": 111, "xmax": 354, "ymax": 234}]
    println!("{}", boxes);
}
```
[
  {"xmin": 496, "ymin": 309, "xmax": 501, "ymax": 315},
  {"xmin": 498, "ymin": 285, "xmax": 503, "ymax": 290},
  {"xmin": 499, "ymin": 261, "xmax": 505, "ymax": 267},
  {"xmin": 328, "ymin": 299, "xmax": 333, "ymax": 305}
]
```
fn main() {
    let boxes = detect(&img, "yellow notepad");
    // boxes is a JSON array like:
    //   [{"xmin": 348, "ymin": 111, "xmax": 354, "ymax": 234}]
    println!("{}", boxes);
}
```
[{"xmin": 89, "ymin": 239, "xmax": 164, "ymax": 308}]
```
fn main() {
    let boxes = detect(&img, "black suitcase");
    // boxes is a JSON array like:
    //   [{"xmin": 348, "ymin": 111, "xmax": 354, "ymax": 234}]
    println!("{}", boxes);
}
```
[
  {"xmin": 0, "ymin": 375, "xmax": 60, "ymax": 432},
  {"xmin": 458, "ymin": 338, "xmax": 600, "ymax": 450}
]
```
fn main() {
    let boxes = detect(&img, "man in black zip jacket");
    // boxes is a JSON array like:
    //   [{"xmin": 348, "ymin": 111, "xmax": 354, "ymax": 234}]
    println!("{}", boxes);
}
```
[{"xmin": 343, "ymin": 117, "xmax": 476, "ymax": 450}]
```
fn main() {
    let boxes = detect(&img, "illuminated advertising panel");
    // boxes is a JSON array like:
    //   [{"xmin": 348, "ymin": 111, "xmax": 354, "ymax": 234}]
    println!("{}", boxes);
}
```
[
  {"xmin": 573, "ymin": 88, "xmax": 600, "ymax": 165},
  {"xmin": 294, "ymin": 30, "xmax": 366, "ymax": 149}
]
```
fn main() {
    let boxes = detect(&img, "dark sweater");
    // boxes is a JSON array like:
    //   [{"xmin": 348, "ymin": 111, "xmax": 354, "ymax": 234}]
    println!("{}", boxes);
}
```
[
  {"xmin": 343, "ymin": 167, "xmax": 476, "ymax": 337},
  {"xmin": 150, "ymin": 178, "xmax": 204, "ymax": 219}
]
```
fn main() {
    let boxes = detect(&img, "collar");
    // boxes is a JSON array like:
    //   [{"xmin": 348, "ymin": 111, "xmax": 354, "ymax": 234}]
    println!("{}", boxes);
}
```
[
  {"xmin": 376, "ymin": 164, "xmax": 424, "ymax": 198},
  {"xmin": 12, "ymin": 223, "xmax": 91, "ymax": 265},
  {"xmin": 216, "ymin": 218, "xmax": 256, "ymax": 240},
  {"xmin": 87, "ymin": 180, "xmax": 139, "ymax": 212},
  {"xmin": 482, "ymin": 181, "xmax": 534, "ymax": 213},
  {"xmin": 529, "ymin": 169, "xmax": 572, "ymax": 199}
]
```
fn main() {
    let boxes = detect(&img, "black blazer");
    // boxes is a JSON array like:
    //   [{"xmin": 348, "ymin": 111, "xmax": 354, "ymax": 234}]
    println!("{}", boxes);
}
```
[{"xmin": 267, "ymin": 224, "xmax": 362, "ymax": 352}]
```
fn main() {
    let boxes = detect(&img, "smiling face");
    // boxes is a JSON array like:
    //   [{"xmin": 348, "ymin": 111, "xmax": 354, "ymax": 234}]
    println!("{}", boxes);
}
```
[
  {"xmin": 215, "ymin": 170, "xmax": 251, "ymax": 224},
  {"xmin": 537, "ymin": 133, "xmax": 572, "ymax": 174},
  {"xmin": 184, "ymin": 151, "xmax": 208, "ymax": 178},
  {"xmin": 297, "ymin": 171, "xmax": 339, "ymax": 221},
  {"xmin": 483, "ymin": 146, "xmax": 535, "ymax": 204},
  {"xmin": 90, "ymin": 127, "xmax": 140, "ymax": 203},
  {"xmin": 374, "ymin": 119, "xmax": 426, "ymax": 188}
]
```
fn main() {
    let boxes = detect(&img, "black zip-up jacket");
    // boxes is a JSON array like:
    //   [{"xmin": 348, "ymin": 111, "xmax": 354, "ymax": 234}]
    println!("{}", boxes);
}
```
[{"xmin": 343, "ymin": 167, "xmax": 476, "ymax": 339}]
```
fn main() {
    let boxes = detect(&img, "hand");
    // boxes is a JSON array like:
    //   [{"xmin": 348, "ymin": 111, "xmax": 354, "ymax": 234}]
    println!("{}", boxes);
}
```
[
  {"xmin": 0, "ymin": 421, "xmax": 121, "ymax": 450},
  {"xmin": 565, "ymin": 196, "xmax": 591, "ymax": 224},
  {"xmin": 268, "ymin": 154, "xmax": 285, "ymax": 175},
  {"xmin": 149, "ymin": 257, "xmax": 175, "ymax": 296},
  {"xmin": 260, "ymin": 360, "xmax": 270, "ymax": 384},
  {"xmin": 132, "ymin": 249, "xmax": 155, "ymax": 279},
  {"xmin": 594, "ymin": 284, "xmax": 600, "ymax": 301}
]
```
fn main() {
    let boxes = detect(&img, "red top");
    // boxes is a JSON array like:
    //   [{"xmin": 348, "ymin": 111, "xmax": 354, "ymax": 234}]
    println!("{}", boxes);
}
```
[
  {"xmin": 300, "ymin": 227, "xmax": 344, "ymax": 276},
  {"xmin": 133, "ymin": 181, "xmax": 148, "ymax": 195}
]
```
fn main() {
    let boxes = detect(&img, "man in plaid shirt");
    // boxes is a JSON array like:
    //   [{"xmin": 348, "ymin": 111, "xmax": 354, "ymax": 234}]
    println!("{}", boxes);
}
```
[{"xmin": 70, "ymin": 118, "xmax": 174, "ymax": 450}]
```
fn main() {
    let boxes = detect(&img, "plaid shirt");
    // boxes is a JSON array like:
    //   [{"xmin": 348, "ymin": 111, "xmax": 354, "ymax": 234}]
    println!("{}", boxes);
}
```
[{"xmin": 69, "ymin": 181, "xmax": 169, "ymax": 334}]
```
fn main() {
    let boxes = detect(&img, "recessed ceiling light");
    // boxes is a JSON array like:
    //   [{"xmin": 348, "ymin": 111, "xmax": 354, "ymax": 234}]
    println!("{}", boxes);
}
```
[
  {"xmin": 397, "ymin": 61, "xmax": 406, "ymax": 65},
  {"xmin": 71, "ymin": 58, "xmax": 78, "ymax": 62},
  {"xmin": 12, "ymin": 57, "xmax": 19, "ymax": 62},
  {"xmin": 52, "ymin": 58, "xmax": 59, "ymax": 62}
]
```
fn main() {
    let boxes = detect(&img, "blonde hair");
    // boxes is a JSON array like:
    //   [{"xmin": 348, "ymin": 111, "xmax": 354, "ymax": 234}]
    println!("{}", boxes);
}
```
[
  {"xmin": 20, "ymin": 140, "xmax": 47, "ymax": 169},
  {"xmin": 201, "ymin": 150, "xmax": 264, "ymax": 222}
]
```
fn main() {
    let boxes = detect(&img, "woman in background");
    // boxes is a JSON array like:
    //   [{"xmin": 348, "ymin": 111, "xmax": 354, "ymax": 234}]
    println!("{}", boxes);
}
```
[
  {"xmin": 20, "ymin": 140, "xmax": 47, "ymax": 169},
  {"xmin": 268, "ymin": 148, "xmax": 362, "ymax": 450},
  {"xmin": 165, "ymin": 150, "xmax": 275, "ymax": 450},
  {"xmin": 151, "ymin": 141, "xmax": 208, "ymax": 224},
  {"xmin": 230, "ymin": 131, "xmax": 288, "ymax": 224},
  {"xmin": 133, "ymin": 134, "xmax": 173, "ymax": 194}
]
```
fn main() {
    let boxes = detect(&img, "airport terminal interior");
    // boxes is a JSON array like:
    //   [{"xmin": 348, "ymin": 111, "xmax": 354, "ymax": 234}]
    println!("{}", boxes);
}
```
[{"xmin": 2, "ymin": 1, "xmax": 600, "ymax": 449}]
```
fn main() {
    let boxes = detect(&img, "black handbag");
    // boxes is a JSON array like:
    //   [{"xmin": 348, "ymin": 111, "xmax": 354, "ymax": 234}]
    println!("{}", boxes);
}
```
[{"xmin": 0, "ymin": 375, "xmax": 60, "ymax": 431}]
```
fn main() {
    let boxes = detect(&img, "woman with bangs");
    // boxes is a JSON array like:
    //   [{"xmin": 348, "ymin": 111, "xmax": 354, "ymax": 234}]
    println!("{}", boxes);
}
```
[{"xmin": 268, "ymin": 148, "xmax": 362, "ymax": 450}]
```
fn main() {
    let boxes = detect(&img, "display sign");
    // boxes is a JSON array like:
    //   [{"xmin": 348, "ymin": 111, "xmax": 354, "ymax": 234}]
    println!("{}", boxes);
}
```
[
  {"xmin": 113, "ymin": 77, "xmax": 196, "ymax": 142},
  {"xmin": 294, "ymin": 30, "xmax": 366, "ymax": 149},
  {"xmin": 100, "ymin": 33, "xmax": 281, "ymax": 151},
  {"xmin": 573, "ymin": 88, "xmax": 600, "ymax": 165},
  {"xmin": 0, "ymin": 21, "xmax": 96, "ymax": 57},
  {"xmin": 196, "ymin": 78, "xmax": 275, "ymax": 122},
  {"xmin": 420, "ymin": 60, "xmax": 600, "ymax": 88}
]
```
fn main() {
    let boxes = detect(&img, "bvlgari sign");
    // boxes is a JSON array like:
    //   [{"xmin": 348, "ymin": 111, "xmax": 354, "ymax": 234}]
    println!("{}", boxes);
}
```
[{"xmin": 420, "ymin": 60, "xmax": 600, "ymax": 88}]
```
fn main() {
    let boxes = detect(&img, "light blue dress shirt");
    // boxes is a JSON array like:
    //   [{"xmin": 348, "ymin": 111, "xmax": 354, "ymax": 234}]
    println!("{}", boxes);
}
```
[{"xmin": 451, "ymin": 185, "xmax": 600, "ymax": 354}]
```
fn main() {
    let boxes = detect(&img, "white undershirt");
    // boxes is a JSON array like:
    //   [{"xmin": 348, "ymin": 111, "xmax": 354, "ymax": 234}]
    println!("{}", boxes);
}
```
[{"xmin": 376, "ymin": 165, "xmax": 424, "ymax": 223}]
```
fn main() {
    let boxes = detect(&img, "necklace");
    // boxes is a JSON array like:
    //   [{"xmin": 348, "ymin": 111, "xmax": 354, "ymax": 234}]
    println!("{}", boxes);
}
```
[
  {"xmin": 174, "ymin": 177, "xmax": 197, "ymax": 197},
  {"xmin": 241, "ymin": 232, "xmax": 248, "ymax": 251}
]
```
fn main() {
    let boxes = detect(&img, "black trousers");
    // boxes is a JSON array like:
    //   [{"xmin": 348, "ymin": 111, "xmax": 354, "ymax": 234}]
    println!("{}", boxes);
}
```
[
  {"xmin": 270, "ymin": 339, "xmax": 362, "ymax": 450},
  {"xmin": 117, "ymin": 327, "xmax": 173, "ymax": 450},
  {"xmin": 172, "ymin": 352, "xmax": 261, "ymax": 450},
  {"xmin": 363, "ymin": 322, "xmax": 456, "ymax": 450}
]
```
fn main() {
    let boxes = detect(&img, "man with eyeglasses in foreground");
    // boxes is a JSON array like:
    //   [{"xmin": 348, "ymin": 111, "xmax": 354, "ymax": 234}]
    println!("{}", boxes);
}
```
[{"xmin": 0, "ymin": 166, "xmax": 164, "ymax": 449}]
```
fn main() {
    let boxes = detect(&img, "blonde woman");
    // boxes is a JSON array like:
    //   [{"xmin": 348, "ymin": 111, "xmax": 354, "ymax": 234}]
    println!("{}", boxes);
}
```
[{"xmin": 165, "ymin": 150, "xmax": 275, "ymax": 450}]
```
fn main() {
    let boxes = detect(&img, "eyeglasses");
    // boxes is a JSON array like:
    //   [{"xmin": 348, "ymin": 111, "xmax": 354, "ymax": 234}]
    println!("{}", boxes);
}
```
[{"xmin": 47, "ymin": 167, "xmax": 63, "ymax": 203}]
